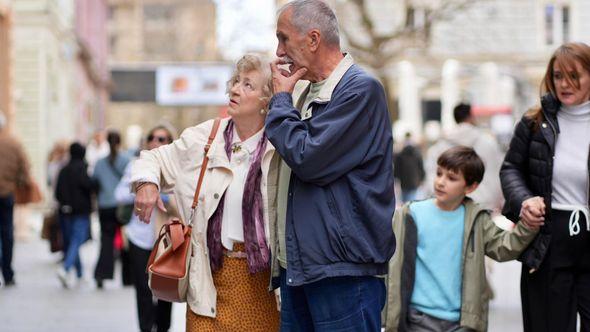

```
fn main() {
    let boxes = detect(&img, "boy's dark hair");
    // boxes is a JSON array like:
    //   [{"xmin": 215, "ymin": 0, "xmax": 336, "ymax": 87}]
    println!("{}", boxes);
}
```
[
  {"xmin": 437, "ymin": 146, "xmax": 484, "ymax": 186},
  {"xmin": 453, "ymin": 103, "xmax": 472, "ymax": 123}
]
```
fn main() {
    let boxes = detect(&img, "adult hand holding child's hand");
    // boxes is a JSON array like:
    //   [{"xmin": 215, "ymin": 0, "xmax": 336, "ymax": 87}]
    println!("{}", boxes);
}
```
[{"xmin": 520, "ymin": 196, "xmax": 545, "ymax": 229}]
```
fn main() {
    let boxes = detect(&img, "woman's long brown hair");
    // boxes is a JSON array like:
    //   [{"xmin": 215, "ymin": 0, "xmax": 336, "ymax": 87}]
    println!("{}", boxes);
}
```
[{"xmin": 526, "ymin": 42, "xmax": 590, "ymax": 127}]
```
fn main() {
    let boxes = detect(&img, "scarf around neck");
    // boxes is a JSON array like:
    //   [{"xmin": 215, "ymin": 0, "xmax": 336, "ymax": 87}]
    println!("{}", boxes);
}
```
[{"xmin": 206, "ymin": 119, "xmax": 270, "ymax": 273}]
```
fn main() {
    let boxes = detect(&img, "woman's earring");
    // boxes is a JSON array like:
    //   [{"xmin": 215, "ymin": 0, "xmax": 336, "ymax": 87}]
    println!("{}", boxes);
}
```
[{"xmin": 260, "ymin": 109, "xmax": 267, "ymax": 115}]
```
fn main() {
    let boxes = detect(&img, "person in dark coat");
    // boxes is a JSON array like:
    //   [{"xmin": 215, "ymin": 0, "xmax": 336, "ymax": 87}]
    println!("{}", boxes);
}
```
[
  {"xmin": 500, "ymin": 42, "xmax": 590, "ymax": 332},
  {"xmin": 55, "ymin": 142, "xmax": 95, "ymax": 288},
  {"xmin": 92, "ymin": 131, "xmax": 130, "ymax": 288},
  {"xmin": 266, "ymin": 1, "xmax": 395, "ymax": 330},
  {"xmin": 394, "ymin": 132, "xmax": 425, "ymax": 202}
]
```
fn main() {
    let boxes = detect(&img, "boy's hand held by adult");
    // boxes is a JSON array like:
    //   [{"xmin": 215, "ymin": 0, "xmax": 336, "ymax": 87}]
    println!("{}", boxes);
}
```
[{"xmin": 520, "ymin": 196, "xmax": 545, "ymax": 229}]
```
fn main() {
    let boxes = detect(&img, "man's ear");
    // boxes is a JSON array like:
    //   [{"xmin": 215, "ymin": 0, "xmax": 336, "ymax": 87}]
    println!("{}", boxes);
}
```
[
  {"xmin": 308, "ymin": 29, "xmax": 321, "ymax": 51},
  {"xmin": 465, "ymin": 182, "xmax": 479, "ymax": 195}
]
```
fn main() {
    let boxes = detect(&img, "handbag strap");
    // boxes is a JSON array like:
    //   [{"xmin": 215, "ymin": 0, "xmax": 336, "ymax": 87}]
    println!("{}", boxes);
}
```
[{"xmin": 188, "ymin": 118, "xmax": 221, "ymax": 225}]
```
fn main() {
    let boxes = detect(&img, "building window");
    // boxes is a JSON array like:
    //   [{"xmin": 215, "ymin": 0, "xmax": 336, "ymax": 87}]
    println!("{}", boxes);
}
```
[
  {"xmin": 108, "ymin": 5, "xmax": 115, "ymax": 21},
  {"xmin": 405, "ymin": 6, "xmax": 415, "ymax": 28},
  {"xmin": 544, "ymin": 3, "xmax": 570, "ymax": 46},
  {"xmin": 405, "ymin": 6, "xmax": 428, "ymax": 29},
  {"xmin": 562, "ymin": 5, "xmax": 570, "ymax": 43},
  {"xmin": 544, "ymin": 4, "xmax": 554, "ymax": 45},
  {"xmin": 110, "ymin": 70, "xmax": 156, "ymax": 102},
  {"xmin": 144, "ymin": 4, "xmax": 174, "ymax": 21},
  {"xmin": 109, "ymin": 35, "xmax": 117, "ymax": 52}
]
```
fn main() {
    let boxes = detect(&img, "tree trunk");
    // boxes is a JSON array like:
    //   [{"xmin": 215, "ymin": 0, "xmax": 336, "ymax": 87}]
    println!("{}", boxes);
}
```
[{"xmin": 378, "ymin": 72, "xmax": 397, "ymax": 123}]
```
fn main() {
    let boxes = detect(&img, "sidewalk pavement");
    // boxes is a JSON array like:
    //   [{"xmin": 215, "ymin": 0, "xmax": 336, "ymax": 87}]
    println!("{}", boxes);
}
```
[{"xmin": 0, "ymin": 216, "xmax": 186, "ymax": 332}]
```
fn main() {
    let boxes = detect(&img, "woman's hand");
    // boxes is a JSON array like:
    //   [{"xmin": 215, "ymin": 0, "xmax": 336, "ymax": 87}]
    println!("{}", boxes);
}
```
[
  {"xmin": 274, "ymin": 288, "xmax": 281, "ymax": 312},
  {"xmin": 520, "ymin": 196, "xmax": 545, "ymax": 229},
  {"xmin": 134, "ymin": 183, "xmax": 167, "ymax": 223}
]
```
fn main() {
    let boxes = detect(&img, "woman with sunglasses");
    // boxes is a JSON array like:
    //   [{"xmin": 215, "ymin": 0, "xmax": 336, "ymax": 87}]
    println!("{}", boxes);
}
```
[
  {"xmin": 115, "ymin": 125, "xmax": 178, "ymax": 332},
  {"xmin": 131, "ymin": 54, "xmax": 280, "ymax": 331}
]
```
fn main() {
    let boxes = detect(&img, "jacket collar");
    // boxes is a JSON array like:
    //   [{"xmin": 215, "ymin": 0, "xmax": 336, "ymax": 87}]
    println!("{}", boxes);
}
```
[
  {"xmin": 295, "ymin": 53, "xmax": 355, "ymax": 105},
  {"xmin": 461, "ymin": 197, "xmax": 488, "ymax": 237},
  {"xmin": 207, "ymin": 118, "xmax": 274, "ymax": 169},
  {"xmin": 541, "ymin": 93, "xmax": 560, "ymax": 116}
]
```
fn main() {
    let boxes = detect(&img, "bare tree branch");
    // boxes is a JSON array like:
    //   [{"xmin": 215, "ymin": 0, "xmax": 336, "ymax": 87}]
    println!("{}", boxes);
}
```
[{"xmin": 336, "ymin": 0, "xmax": 485, "ymax": 119}]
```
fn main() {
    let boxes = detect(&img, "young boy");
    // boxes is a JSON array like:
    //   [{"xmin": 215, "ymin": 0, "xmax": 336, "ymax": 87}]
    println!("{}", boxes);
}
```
[{"xmin": 384, "ymin": 146, "xmax": 543, "ymax": 332}]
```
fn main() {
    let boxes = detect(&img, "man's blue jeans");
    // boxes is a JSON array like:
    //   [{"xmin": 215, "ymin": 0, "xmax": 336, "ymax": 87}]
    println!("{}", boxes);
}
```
[
  {"xmin": 0, "ymin": 194, "xmax": 15, "ymax": 283},
  {"xmin": 63, "ymin": 214, "xmax": 90, "ymax": 278},
  {"xmin": 279, "ymin": 268, "xmax": 386, "ymax": 332}
]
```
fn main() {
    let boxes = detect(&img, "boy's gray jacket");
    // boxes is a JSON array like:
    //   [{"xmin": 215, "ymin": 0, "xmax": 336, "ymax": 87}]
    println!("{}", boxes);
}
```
[{"xmin": 384, "ymin": 199, "xmax": 538, "ymax": 332}]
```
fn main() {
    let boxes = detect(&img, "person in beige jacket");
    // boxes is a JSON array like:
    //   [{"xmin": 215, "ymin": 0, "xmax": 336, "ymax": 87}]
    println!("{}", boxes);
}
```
[{"xmin": 131, "ymin": 54, "xmax": 280, "ymax": 331}]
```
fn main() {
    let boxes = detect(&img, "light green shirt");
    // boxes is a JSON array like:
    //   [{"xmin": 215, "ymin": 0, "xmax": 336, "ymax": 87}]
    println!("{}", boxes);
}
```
[{"xmin": 277, "ymin": 79, "xmax": 326, "ymax": 268}]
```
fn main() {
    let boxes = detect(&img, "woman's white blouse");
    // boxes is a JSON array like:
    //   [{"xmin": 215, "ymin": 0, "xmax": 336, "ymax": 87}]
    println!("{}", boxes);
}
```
[{"xmin": 220, "ymin": 127, "xmax": 264, "ymax": 250}]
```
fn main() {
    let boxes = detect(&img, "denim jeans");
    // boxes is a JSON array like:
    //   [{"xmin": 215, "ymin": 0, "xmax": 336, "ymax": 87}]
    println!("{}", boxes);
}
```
[
  {"xmin": 58, "ymin": 212, "xmax": 71, "ymax": 256},
  {"xmin": 407, "ymin": 308, "xmax": 464, "ymax": 332},
  {"xmin": 63, "ymin": 214, "xmax": 90, "ymax": 278},
  {"xmin": 279, "ymin": 268, "xmax": 386, "ymax": 332},
  {"xmin": 0, "ymin": 194, "xmax": 15, "ymax": 283}
]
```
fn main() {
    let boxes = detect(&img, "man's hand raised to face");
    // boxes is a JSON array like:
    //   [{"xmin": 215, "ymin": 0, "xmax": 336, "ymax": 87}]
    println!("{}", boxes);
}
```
[{"xmin": 270, "ymin": 58, "xmax": 308, "ymax": 94}]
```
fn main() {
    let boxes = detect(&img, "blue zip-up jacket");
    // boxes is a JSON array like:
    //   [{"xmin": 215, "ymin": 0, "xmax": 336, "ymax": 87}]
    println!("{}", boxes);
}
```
[{"xmin": 266, "ymin": 55, "xmax": 396, "ymax": 286}]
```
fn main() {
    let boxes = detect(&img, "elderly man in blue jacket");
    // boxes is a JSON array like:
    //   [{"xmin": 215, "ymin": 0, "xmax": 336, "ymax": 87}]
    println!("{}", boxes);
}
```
[{"xmin": 266, "ymin": 1, "xmax": 396, "ymax": 330}]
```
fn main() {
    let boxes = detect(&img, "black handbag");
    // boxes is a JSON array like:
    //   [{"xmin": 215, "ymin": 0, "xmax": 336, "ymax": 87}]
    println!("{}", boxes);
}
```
[{"xmin": 116, "ymin": 204, "xmax": 134, "ymax": 226}]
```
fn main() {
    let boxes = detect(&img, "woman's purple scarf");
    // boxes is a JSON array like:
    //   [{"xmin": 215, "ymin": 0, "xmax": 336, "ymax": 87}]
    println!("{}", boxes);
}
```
[{"xmin": 206, "ymin": 120, "xmax": 270, "ymax": 273}]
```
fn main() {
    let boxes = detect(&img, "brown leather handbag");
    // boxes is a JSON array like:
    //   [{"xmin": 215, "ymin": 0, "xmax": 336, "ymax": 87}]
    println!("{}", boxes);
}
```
[
  {"xmin": 14, "ymin": 180, "xmax": 43, "ymax": 205},
  {"xmin": 146, "ymin": 118, "xmax": 221, "ymax": 302}
]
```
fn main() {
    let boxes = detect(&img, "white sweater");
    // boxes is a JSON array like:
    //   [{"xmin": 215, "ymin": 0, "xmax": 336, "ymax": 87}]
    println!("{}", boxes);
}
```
[{"xmin": 552, "ymin": 101, "xmax": 590, "ymax": 206}]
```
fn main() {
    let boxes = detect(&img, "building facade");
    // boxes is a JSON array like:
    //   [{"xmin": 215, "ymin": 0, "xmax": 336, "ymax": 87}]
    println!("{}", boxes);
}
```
[
  {"xmin": 74, "ymin": 0, "xmax": 110, "ymax": 141},
  {"xmin": 11, "ymin": 0, "xmax": 111, "ymax": 190},
  {"xmin": 0, "ymin": 0, "xmax": 12, "ymax": 131},
  {"xmin": 12, "ymin": 0, "xmax": 77, "ymax": 188},
  {"xmin": 106, "ymin": 0, "xmax": 221, "ymax": 140},
  {"xmin": 332, "ymin": 0, "xmax": 590, "ymax": 141}
]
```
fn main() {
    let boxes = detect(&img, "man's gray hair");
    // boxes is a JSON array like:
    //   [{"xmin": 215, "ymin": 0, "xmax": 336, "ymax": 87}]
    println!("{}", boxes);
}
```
[{"xmin": 279, "ymin": 0, "xmax": 340, "ymax": 47}]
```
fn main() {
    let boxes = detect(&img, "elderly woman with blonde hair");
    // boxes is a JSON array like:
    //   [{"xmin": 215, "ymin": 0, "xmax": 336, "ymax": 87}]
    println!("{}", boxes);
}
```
[{"xmin": 131, "ymin": 54, "xmax": 280, "ymax": 331}]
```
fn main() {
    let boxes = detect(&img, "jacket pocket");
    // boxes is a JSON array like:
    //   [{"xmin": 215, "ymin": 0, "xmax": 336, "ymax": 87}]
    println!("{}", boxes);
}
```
[
  {"xmin": 326, "ymin": 187, "xmax": 351, "ymax": 261},
  {"xmin": 187, "ymin": 239, "xmax": 217, "ymax": 317}
]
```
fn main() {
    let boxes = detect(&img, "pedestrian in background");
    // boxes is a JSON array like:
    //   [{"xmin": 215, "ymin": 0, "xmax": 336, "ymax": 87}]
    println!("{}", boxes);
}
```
[
  {"xmin": 86, "ymin": 130, "xmax": 110, "ymax": 176},
  {"xmin": 424, "ymin": 103, "xmax": 504, "ymax": 212},
  {"xmin": 93, "ymin": 130, "xmax": 130, "ymax": 289},
  {"xmin": 385, "ymin": 146, "xmax": 541, "ymax": 332},
  {"xmin": 47, "ymin": 140, "xmax": 70, "ymax": 257},
  {"xmin": 132, "ymin": 54, "xmax": 280, "ymax": 331},
  {"xmin": 115, "ymin": 125, "xmax": 177, "ymax": 332},
  {"xmin": 501, "ymin": 42, "xmax": 590, "ymax": 331},
  {"xmin": 0, "ymin": 112, "xmax": 31, "ymax": 287},
  {"xmin": 267, "ymin": 1, "xmax": 396, "ymax": 330},
  {"xmin": 394, "ymin": 132, "xmax": 425, "ymax": 203},
  {"xmin": 55, "ymin": 142, "xmax": 95, "ymax": 288}
]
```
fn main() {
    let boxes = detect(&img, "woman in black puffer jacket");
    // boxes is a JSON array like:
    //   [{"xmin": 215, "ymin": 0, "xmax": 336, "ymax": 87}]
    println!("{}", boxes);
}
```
[{"xmin": 501, "ymin": 42, "xmax": 590, "ymax": 332}]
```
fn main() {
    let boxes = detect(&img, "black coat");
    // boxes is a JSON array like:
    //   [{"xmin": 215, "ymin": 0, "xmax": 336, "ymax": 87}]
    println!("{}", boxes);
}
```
[
  {"xmin": 394, "ymin": 144, "xmax": 425, "ymax": 191},
  {"xmin": 500, "ymin": 93, "xmax": 590, "ymax": 269},
  {"xmin": 55, "ymin": 159, "xmax": 95, "ymax": 215}
]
